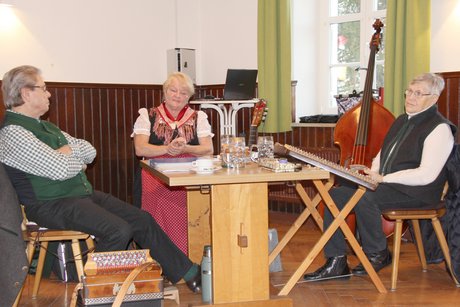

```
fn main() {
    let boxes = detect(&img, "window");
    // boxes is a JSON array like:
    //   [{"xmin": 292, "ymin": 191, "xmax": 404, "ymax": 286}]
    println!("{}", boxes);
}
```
[{"xmin": 320, "ymin": 0, "xmax": 387, "ymax": 114}]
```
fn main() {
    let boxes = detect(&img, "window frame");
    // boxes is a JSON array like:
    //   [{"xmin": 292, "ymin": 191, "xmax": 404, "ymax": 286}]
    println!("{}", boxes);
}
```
[{"xmin": 317, "ymin": 0, "xmax": 387, "ymax": 114}]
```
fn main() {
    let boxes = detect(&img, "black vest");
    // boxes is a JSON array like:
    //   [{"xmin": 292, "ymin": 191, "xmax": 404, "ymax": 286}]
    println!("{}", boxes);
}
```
[
  {"xmin": 380, "ymin": 105, "xmax": 456, "ymax": 205},
  {"xmin": 148, "ymin": 111, "xmax": 199, "ymax": 146}
]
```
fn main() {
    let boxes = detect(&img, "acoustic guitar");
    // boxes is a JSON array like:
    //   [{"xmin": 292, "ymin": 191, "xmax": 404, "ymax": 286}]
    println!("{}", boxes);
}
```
[{"xmin": 248, "ymin": 99, "xmax": 268, "ymax": 147}]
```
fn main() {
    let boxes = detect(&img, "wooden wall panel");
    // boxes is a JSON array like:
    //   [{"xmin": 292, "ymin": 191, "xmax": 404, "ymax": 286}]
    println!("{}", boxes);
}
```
[
  {"xmin": 0, "ymin": 82, "xmax": 164, "ymax": 204},
  {"xmin": 1, "ymin": 71, "xmax": 460, "ymax": 207},
  {"xmin": 439, "ymin": 71, "xmax": 460, "ymax": 142}
]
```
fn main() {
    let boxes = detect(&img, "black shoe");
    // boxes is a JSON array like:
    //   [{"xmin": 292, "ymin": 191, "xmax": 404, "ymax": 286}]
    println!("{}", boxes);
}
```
[
  {"xmin": 185, "ymin": 266, "xmax": 202, "ymax": 293},
  {"xmin": 303, "ymin": 256, "xmax": 351, "ymax": 281},
  {"xmin": 352, "ymin": 248, "xmax": 392, "ymax": 275}
]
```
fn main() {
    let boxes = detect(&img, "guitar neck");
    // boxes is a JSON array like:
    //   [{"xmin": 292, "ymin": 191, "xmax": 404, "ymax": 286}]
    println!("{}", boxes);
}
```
[{"xmin": 248, "ymin": 125, "xmax": 258, "ymax": 147}]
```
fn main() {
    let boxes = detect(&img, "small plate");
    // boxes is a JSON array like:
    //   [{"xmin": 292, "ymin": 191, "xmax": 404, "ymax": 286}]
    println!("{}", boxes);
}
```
[{"xmin": 191, "ymin": 166, "xmax": 222, "ymax": 174}]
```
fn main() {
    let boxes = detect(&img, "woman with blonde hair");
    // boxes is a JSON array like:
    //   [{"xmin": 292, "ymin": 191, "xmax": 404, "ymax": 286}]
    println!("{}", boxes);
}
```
[{"xmin": 132, "ymin": 72, "xmax": 214, "ymax": 255}]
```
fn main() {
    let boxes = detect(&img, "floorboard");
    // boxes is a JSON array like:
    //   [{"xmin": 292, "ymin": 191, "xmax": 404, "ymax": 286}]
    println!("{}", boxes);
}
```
[{"xmin": 16, "ymin": 211, "xmax": 460, "ymax": 306}]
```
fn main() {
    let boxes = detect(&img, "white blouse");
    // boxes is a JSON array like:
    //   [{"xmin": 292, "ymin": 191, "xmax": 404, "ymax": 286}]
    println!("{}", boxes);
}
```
[{"xmin": 131, "ymin": 108, "xmax": 214, "ymax": 138}]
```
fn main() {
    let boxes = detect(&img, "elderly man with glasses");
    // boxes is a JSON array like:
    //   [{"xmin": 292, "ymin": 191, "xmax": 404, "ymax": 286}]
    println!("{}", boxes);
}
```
[
  {"xmin": 0, "ymin": 65, "xmax": 202, "ymax": 294},
  {"xmin": 304, "ymin": 73, "xmax": 457, "ymax": 282}
]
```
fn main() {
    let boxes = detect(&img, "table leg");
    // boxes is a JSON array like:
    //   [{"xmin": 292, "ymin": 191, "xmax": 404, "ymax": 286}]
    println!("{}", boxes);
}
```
[
  {"xmin": 211, "ymin": 182, "xmax": 270, "ymax": 304},
  {"xmin": 187, "ymin": 188, "xmax": 211, "ymax": 263},
  {"xmin": 198, "ymin": 103, "xmax": 228, "ymax": 136}
]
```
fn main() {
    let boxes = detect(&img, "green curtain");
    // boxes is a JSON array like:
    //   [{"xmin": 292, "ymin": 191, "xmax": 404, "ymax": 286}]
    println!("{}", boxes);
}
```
[
  {"xmin": 384, "ymin": 0, "xmax": 431, "ymax": 116},
  {"xmin": 257, "ymin": 0, "xmax": 292, "ymax": 132}
]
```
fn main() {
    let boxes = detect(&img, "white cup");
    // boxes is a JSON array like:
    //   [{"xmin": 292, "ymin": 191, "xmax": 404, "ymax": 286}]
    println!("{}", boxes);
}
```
[{"xmin": 192, "ymin": 158, "xmax": 214, "ymax": 174}]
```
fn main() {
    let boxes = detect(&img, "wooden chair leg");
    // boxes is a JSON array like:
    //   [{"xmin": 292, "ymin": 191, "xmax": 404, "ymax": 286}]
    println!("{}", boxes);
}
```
[
  {"xmin": 390, "ymin": 219, "xmax": 403, "ymax": 291},
  {"xmin": 86, "ymin": 236, "xmax": 95, "ymax": 252},
  {"xmin": 411, "ymin": 219, "xmax": 428, "ymax": 271},
  {"xmin": 71, "ymin": 239, "xmax": 85, "ymax": 282},
  {"xmin": 32, "ymin": 241, "xmax": 49, "ymax": 298},
  {"xmin": 432, "ymin": 217, "xmax": 460, "ymax": 286},
  {"xmin": 12, "ymin": 286, "xmax": 24, "ymax": 307},
  {"xmin": 26, "ymin": 240, "xmax": 36, "ymax": 264},
  {"xmin": 15, "ymin": 240, "xmax": 36, "ymax": 305}
]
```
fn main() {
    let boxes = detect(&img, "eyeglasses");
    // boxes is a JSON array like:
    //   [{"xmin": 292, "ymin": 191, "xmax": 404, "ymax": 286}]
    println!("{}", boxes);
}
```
[
  {"xmin": 168, "ymin": 87, "xmax": 189, "ymax": 97},
  {"xmin": 404, "ymin": 89, "xmax": 433, "ymax": 99},
  {"xmin": 29, "ymin": 85, "xmax": 48, "ymax": 92}
]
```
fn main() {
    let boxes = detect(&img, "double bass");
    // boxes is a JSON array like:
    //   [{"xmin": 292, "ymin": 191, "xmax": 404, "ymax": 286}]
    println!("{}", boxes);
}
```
[{"xmin": 333, "ymin": 19, "xmax": 397, "ymax": 237}]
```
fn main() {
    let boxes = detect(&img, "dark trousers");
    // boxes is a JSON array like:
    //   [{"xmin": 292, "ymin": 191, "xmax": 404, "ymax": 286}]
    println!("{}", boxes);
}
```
[
  {"xmin": 323, "ymin": 183, "xmax": 426, "ymax": 258},
  {"xmin": 25, "ymin": 191, "xmax": 192, "ymax": 283}
]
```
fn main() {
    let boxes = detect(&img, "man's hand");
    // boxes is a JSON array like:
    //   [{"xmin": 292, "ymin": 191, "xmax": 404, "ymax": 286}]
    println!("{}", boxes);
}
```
[
  {"xmin": 56, "ymin": 145, "xmax": 73, "ymax": 156},
  {"xmin": 56, "ymin": 145, "xmax": 87, "ymax": 171},
  {"xmin": 363, "ymin": 168, "xmax": 384, "ymax": 183}
]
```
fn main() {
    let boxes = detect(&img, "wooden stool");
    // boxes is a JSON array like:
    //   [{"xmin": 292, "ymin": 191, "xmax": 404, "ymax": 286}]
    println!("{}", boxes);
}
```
[
  {"xmin": 23, "ymin": 226, "xmax": 94, "ymax": 298},
  {"xmin": 164, "ymin": 286, "xmax": 180, "ymax": 305},
  {"xmin": 382, "ymin": 203, "xmax": 459, "ymax": 290}
]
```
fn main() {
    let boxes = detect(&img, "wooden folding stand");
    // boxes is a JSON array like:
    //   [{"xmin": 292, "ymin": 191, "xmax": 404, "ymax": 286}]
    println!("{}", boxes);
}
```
[
  {"xmin": 276, "ymin": 180, "xmax": 387, "ymax": 296},
  {"xmin": 268, "ymin": 180, "xmax": 332, "ymax": 265}
]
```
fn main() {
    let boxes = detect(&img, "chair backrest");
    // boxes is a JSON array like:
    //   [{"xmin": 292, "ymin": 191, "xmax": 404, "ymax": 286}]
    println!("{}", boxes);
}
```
[
  {"xmin": 0, "ymin": 163, "xmax": 29, "ymax": 307},
  {"xmin": 445, "ymin": 144, "xmax": 460, "ymax": 198},
  {"xmin": 442, "ymin": 144, "xmax": 460, "ymax": 281}
]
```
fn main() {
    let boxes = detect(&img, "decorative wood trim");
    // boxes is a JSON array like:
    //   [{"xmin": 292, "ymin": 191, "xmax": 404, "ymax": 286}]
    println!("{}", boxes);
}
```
[{"xmin": 1, "ymin": 72, "xmax": 459, "ymax": 206}]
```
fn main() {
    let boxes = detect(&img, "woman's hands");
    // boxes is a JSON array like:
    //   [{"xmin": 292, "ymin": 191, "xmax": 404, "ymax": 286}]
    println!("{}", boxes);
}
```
[{"xmin": 167, "ymin": 137, "xmax": 186, "ymax": 156}]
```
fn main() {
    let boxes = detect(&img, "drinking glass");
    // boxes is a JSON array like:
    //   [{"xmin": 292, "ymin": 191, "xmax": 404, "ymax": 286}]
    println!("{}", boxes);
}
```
[
  {"xmin": 257, "ymin": 136, "xmax": 274, "ymax": 159},
  {"xmin": 220, "ymin": 135, "xmax": 233, "ymax": 168},
  {"xmin": 230, "ymin": 137, "xmax": 246, "ymax": 168}
]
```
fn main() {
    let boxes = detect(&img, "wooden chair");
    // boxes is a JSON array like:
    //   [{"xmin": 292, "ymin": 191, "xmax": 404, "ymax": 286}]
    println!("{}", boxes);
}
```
[
  {"xmin": 382, "ymin": 200, "xmax": 459, "ymax": 290},
  {"xmin": 19, "ymin": 207, "xmax": 95, "ymax": 299}
]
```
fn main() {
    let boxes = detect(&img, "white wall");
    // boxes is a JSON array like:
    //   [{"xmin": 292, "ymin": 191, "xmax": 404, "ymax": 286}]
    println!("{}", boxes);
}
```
[
  {"xmin": 0, "ymin": 0, "xmax": 176, "ymax": 83},
  {"xmin": 0, "ymin": 0, "xmax": 258, "ymax": 84},
  {"xmin": 292, "ymin": 0, "xmax": 320, "ymax": 118},
  {"xmin": 0, "ymin": 0, "xmax": 459, "ymax": 114},
  {"xmin": 430, "ymin": 0, "xmax": 460, "ymax": 72},
  {"xmin": 197, "ymin": 0, "xmax": 258, "ymax": 84}
]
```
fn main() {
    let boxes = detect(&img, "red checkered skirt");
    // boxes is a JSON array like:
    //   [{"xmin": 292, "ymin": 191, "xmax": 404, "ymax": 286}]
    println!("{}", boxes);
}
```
[{"xmin": 141, "ymin": 164, "xmax": 188, "ymax": 255}]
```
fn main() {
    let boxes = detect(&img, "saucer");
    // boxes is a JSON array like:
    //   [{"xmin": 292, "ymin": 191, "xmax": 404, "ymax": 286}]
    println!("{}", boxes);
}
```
[{"xmin": 191, "ymin": 166, "xmax": 222, "ymax": 174}]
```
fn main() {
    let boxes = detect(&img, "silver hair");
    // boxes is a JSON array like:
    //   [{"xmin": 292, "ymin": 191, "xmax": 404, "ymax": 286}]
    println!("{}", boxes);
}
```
[
  {"xmin": 410, "ymin": 73, "xmax": 445, "ymax": 96},
  {"xmin": 163, "ymin": 72, "xmax": 195, "ymax": 97},
  {"xmin": 2, "ymin": 65, "xmax": 41, "ymax": 109}
]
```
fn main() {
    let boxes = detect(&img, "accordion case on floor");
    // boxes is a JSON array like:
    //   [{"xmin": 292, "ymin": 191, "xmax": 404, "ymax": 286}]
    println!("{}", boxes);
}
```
[{"xmin": 77, "ymin": 250, "xmax": 163, "ymax": 306}]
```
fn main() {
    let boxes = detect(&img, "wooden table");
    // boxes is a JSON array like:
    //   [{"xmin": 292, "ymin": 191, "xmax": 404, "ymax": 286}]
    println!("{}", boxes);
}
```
[{"xmin": 141, "ymin": 161, "xmax": 329, "ymax": 306}]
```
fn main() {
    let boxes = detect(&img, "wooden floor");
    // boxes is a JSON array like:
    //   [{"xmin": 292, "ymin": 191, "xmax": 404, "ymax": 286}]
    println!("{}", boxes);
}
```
[{"xmin": 17, "ymin": 211, "xmax": 460, "ymax": 307}]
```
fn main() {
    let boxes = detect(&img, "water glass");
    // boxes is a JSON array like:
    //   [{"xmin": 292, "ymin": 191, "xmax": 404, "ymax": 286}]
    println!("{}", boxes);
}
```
[
  {"xmin": 257, "ymin": 136, "xmax": 274, "ymax": 159},
  {"xmin": 220, "ymin": 135, "xmax": 233, "ymax": 168},
  {"xmin": 221, "ymin": 136, "xmax": 246, "ymax": 168},
  {"xmin": 230, "ymin": 137, "xmax": 246, "ymax": 168}
]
